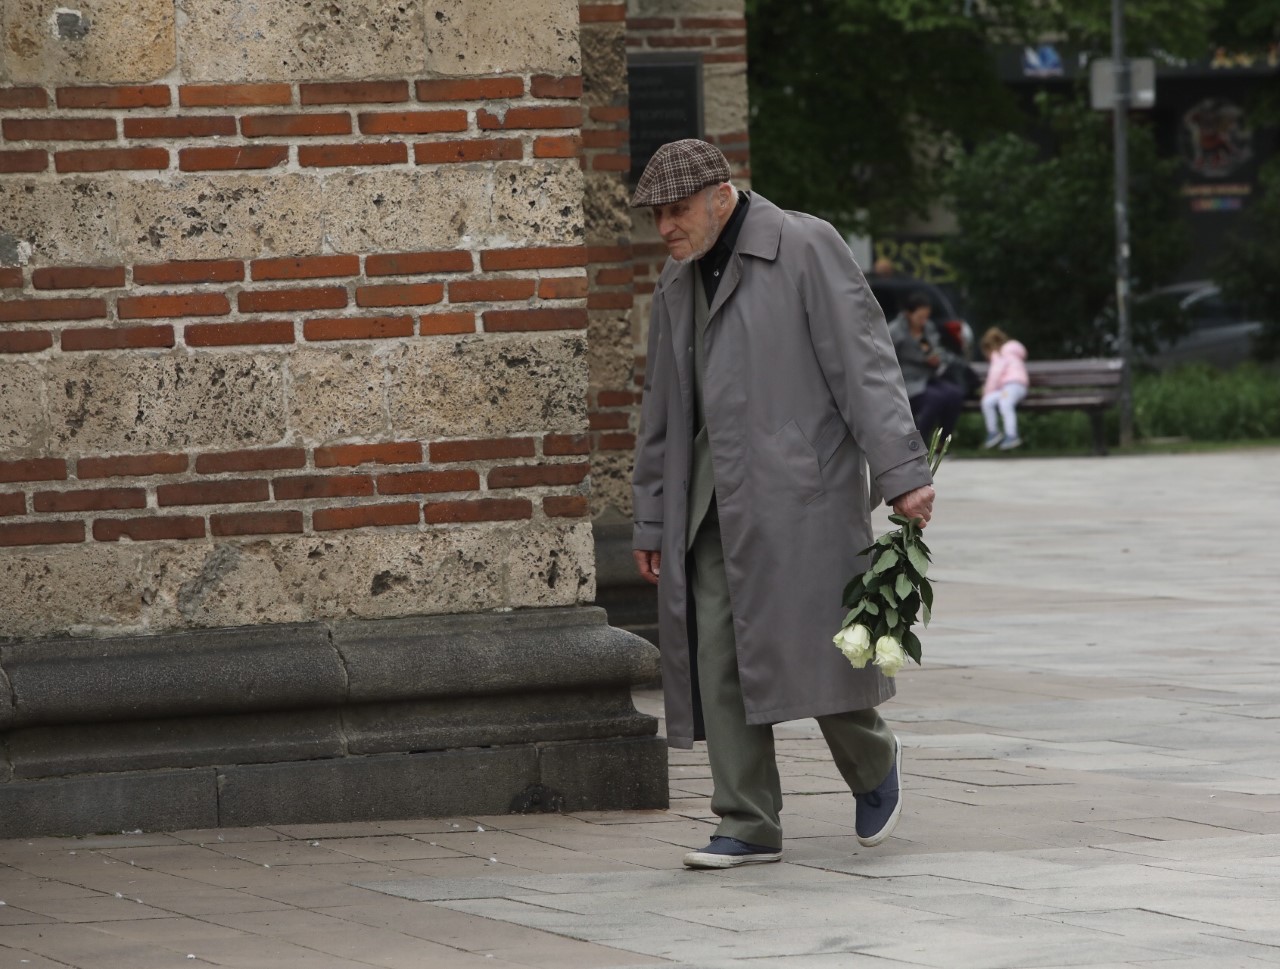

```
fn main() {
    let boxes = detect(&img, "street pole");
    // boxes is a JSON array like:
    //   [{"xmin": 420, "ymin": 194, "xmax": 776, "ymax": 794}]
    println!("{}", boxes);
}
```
[{"xmin": 1112, "ymin": 0, "xmax": 1135, "ymax": 447}]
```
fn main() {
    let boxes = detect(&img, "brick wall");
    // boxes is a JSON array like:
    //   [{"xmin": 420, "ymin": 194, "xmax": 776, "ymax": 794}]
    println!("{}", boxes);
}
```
[{"xmin": 0, "ymin": 0, "xmax": 595, "ymax": 639}]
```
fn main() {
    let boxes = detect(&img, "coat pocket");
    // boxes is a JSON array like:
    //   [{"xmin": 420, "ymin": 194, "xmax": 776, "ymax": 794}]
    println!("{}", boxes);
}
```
[{"xmin": 768, "ymin": 419, "xmax": 824, "ymax": 504}]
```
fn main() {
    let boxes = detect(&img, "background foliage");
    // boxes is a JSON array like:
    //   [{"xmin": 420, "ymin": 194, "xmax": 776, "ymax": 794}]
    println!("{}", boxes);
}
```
[
  {"xmin": 944, "ymin": 94, "xmax": 1187, "ymax": 358},
  {"xmin": 744, "ymin": 0, "xmax": 1233, "ymax": 238}
]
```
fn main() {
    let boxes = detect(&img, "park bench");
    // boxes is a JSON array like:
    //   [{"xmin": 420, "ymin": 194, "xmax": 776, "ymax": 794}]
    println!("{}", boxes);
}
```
[{"xmin": 966, "ymin": 358, "xmax": 1123, "ymax": 455}]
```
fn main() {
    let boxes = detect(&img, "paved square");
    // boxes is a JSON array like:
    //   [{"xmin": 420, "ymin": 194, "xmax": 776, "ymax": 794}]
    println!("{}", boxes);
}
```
[{"xmin": 3, "ymin": 450, "xmax": 1278, "ymax": 967}]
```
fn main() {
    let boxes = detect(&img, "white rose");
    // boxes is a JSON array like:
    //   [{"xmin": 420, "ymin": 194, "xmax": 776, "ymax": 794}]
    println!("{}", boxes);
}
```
[
  {"xmin": 874, "ymin": 635, "xmax": 906, "ymax": 678},
  {"xmin": 833, "ymin": 623, "xmax": 873, "ymax": 668}
]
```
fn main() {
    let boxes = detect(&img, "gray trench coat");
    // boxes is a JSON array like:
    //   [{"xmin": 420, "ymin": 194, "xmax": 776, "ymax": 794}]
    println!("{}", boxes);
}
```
[{"xmin": 632, "ymin": 194, "xmax": 933, "ymax": 749}]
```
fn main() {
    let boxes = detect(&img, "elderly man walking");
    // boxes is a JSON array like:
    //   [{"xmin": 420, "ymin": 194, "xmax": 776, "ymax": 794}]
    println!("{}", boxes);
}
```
[{"xmin": 630, "ymin": 140, "xmax": 936, "ymax": 869}]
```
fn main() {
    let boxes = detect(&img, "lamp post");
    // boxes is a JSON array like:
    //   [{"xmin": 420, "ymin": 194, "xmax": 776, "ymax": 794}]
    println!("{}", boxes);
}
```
[{"xmin": 1112, "ymin": 0, "xmax": 1135, "ymax": 448}]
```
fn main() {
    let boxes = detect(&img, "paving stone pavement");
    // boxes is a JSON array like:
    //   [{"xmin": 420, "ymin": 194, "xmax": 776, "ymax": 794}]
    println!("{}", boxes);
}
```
[{"xmin": 2, "ymin": 449, "xmax": 1279, "ymax": 969}]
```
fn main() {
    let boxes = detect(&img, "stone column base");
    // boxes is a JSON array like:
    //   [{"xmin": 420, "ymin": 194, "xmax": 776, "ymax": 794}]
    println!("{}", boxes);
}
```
[{"xmin": 0, "ymin": 607, "xmax": 668, "ymax": 838}]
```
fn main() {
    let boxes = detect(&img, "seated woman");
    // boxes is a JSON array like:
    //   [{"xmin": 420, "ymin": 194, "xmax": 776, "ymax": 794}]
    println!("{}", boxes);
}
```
[{"xmin": 887, "ymin": 291, "xmax": 965, "ymax": 443}]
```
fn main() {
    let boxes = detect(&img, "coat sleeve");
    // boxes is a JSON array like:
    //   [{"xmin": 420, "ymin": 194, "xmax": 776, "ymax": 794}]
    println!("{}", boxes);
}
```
[
  {"xmin": 631, "ymin": 288, "xmax": 669, "ymax": 551},
  {"xmin": 795, "ymin": 219, "xmax": 933, "ymax": 504}
]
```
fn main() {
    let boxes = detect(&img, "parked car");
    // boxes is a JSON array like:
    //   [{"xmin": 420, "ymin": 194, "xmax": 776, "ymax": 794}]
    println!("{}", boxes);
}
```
[
  {"xmin": 868, "ymin": 274, "xmax": 975, "ymax": 359},
  {"xmin": 1136, "ymin": 281, "xmax": 1262, "ymax": 370}
]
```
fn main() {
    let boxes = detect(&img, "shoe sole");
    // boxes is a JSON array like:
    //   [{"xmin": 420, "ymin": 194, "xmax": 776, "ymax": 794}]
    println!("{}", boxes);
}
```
[
  {"xmin": 857, "ymin": 738, "xmax": 903, "ymax": 847},
  {"xmin": 682, "ymin": 850, "xmax": 782, "ymax": 869}
]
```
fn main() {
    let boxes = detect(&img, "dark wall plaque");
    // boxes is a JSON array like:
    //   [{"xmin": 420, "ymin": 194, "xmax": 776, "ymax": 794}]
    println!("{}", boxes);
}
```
[{"xmin": 628, "ymin": 55, "xmax": 704, "ymax": 184}]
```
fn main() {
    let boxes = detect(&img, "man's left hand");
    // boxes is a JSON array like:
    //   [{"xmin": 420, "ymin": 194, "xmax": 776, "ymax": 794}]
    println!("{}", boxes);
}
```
[{"xmin": 892, "ymin": 485, "xmax": 935, "ymax": 527}]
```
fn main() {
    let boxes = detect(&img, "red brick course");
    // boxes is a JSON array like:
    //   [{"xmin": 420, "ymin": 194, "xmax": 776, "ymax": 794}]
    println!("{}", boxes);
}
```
[
  {"xmin": 299, "ymin": 143, "xmax": 407, "ymax": 167},
  {"xmin": 210, "ymin": 510, "xmax": 304, "ymax": 537},
  {"xmin": 0, "ymin": 87, "xmax": 48, "ymax": 109},
  {"xmin": 488, "ymin": 463, "xmax": 590, "ymax": 488},
  {"xmin": 133, "ymin": 260, "xmax": 244, "ymax": 285},
  {"xmin": 481, "ymin": 247, "xmax": 588, "ymax": 270},
  {"xmin": 194, "ymin": 448, "xmax": 307, "ymax": 474},
  {"xmin": 251, "ymin": 255, "xmax": 360, "ymax": 281},
  {"xmin": 61, "ymin": 325, "xmax": 175, "ymax": 351},
  {"xmin": 430, "ymin": 438, "xmax": 536, "ymax": 463},
  {"xmin": 118, "ymin": 293, "xmax": 230, "ymax": 318},
  {"xmin": 94, "ymin": 516, "xmax": 204, "ymax": 541},
  {"xmin": 0, "ymin": 331, "xmax": 54, "ymax": 354},
  {"xmin": 313, "ymin": 501, "xmax": 420, "ymax": 531},
  {"xmin": 414, "ymin": 139, "xmax": 522, "ymax": 164},
  {"xmin": 157, "ymin": 479, "xmax": 269, "ymax": 507},
  {"xmin": 355, "ymin": 283, "xmax": 444, "ymax": 308},
  {"xmin": 57, "ymin": 85, "xmax": 170, "ymax": 108},
  {"xmin": 179, "ymin": 84, "xmax": 292, "ymax": 107},
  {"xmin": 0, "ymin": 521, "xmax": 85, "ymax": 547},
  {"xmin": 32, "ymin": 266, "xmax": 125, "ymax": 290},
  {"xmin": 424, "ymin": 498, "xmax": 532, "ymax": 524},
  {"xmin": 178, "ymin": 145, "xmax": 288, "ymax": 171},
  {"xmin": 0, "ymin": 150, "xmax": 48, "ymax": 172},
  {"xmin": 358, "ymin": 110, "xmax": 467, "ymax": 134},
  {"xmin": 184, "ymin": 321, "xmax": 295, "ymax": 347},
  {"xmin": 0, "ymin": 298, "xmax": 106, "ymax": 323},
  {"xmin": 124, "ymin": 116, "xmax": 237, "ymax": 139},
  {"xmin": 272, "ymin": 474, "xmax": 375, "ymax": 500},
  {"xmin": 415, "ymin": 78, "xmax": 524, "ymax": 102},
  {"xmin": 376, "ymin": 469, "xmax": 480, "ymax": 496},
  {"xmin": 241, "ymin": 113, "xmax": 352, "ymax": 137},
  {"xmin": 4, "ymin": 118, "xmax": 115, "ymax": 141},
  {"xmin": 314, "ymin": 442, "xmax": 422, "ymax": 468},
  {"xmin": 238, "ymin": 287, "xmax": 347, "ymax": 313},
  {"xmin": 300, "ymin": 81, "xmax": 409, "ymax": 105},
  {"xmin": 0, "ymin": 458, "xmax": 67, "ymax": 483},
  {"xmin": 78, "ymin": 454, "xmax": 188, "ymax": 479},
  {"xmin": 303, "ymin": 315, "xmax": 415, "ymax": 341},
  {"xmin": 483, "ymin": 308, "xmax": 588, "ymax": 332},
  {"xmin": 33, "ymin": 488, "xmax": 146, "ymax": 513},
  {"xmin": 365, "ymin": 251, "xmax": 473, "ymax": 276},
  {"xmin": 55, "ymin": 148, "xmax": 168, "ymax": 172}
]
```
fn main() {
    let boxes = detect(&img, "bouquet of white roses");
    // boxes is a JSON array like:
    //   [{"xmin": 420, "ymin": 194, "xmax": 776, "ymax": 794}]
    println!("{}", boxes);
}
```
[{"xmin": 832, "ymin": 431, "xmax": 949, "ymax": 677}]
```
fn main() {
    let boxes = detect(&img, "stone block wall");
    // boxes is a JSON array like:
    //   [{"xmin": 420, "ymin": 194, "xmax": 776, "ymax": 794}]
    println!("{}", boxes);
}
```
[
  {"xmin": 0, "ymin": 0, "xmax": 600, "ymax": 639},
  {"xmin": 580, "ymin": 0, "xmax": 636, "ymax": 518}
]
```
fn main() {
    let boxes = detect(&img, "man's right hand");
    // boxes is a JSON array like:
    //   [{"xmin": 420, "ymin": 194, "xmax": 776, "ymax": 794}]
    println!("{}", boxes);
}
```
[{"xmin": 633, "ymin": 549, "xmax": 661, "ymax": 585}]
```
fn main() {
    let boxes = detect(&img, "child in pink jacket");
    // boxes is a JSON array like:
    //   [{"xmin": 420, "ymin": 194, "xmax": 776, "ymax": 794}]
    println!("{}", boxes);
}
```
[{"xmin": 980, "ymin": 327, "xmax": 1029, "ymax": 450}]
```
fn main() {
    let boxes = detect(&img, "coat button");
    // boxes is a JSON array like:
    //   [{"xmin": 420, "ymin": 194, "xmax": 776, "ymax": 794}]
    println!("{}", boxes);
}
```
[{"xmin": 909, "ymin": 440, "xmax": 920, "ymax": 450}]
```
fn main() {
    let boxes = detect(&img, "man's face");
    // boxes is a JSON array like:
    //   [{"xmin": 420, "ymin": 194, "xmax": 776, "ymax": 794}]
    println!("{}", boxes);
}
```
[{"xmin": 652, "ymin": 185, "xmax": 726, "ymax": 262}]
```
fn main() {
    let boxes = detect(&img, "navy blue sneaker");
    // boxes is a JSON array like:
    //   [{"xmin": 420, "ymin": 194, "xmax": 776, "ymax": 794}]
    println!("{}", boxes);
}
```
[
  {"xmin": 683, "ymin": 836, "xmax": 782, "ymax": 869},
  {"xmin": 855, "ymin": 736, "xmax": 902, "ymax": 847}
]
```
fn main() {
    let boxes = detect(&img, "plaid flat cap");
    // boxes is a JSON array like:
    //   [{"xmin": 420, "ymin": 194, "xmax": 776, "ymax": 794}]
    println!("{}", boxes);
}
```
[{"xmin": 631, "ymin": 139, "xmax": 732, "ymax": 207}]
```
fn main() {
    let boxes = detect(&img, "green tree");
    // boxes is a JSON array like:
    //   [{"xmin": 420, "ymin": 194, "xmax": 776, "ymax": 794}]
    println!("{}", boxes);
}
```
[
  {"xmin": 944, "ymin": 94, "xmax": 1187, "ymax": 358},
  {"xmin": 745, "ymin": 0, "xmax": 1228, "ymax": 237},
  {"xmin": 1217, "ymin": 158, "xmax": 1280, "ymax": 358}
]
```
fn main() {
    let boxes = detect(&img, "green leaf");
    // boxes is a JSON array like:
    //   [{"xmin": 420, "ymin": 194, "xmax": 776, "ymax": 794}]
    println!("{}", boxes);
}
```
[
  {"xmin": 906, "ymin": 544, "xmax": 929, "ymax": 577},
  {"xmin": 872, "ymin": 548, "xmax": 899, "ymax": 574},
  {"xmin": 922, "ymin": 601, "xmax": 931, "ymax": 627},
  {"xmin": 903, "ymin": 630, "xmax": 922, "ymax": 664},
  {"xmin": 886, "ymin": 607, "xmax": 899, "ymax": 628},
  {"xmin": 887, "ymin": 514, "xmax": 911, "ymax": 526},
  {"xmin": 863, "ymin": 600, "xmax": 880, "ymax": 616},
  {"xmin": 894, "ymin": 572, "xmax": 914, "ymax": 600},
  {"xmin": 876, "ymin": 532, "xmax": 896, "ymax": 547},
  {"xmin": 919, "ymin": 577, "xmax": 933, "ymax": 611},
  {"xmin": 842, "ymin": 574, "xmax": 864, "ymax": 604},
  {"xmin": 844, "ymin": 602, "xmax": 866, "ymax": 624},
  {"xmin": 879, "ymin": 584, "xmax": 898, "ymax": 607}
]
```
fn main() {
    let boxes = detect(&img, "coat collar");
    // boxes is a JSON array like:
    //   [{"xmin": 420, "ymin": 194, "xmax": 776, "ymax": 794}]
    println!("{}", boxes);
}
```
[{"xmin": 655, "ymin": 192, "xmax": 784, "ymax": 304}]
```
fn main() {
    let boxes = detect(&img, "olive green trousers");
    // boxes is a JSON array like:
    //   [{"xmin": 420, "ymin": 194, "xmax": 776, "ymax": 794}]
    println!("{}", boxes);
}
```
[{"xmin": 690, "ymin": 509, "xmax": 896, "ymax": 849}]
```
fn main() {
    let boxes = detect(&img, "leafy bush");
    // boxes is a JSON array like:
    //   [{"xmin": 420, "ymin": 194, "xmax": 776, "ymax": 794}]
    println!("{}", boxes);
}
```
[{"xmin": 945, "ymin": 93, "xmax": 1187, "ymax": 359}]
